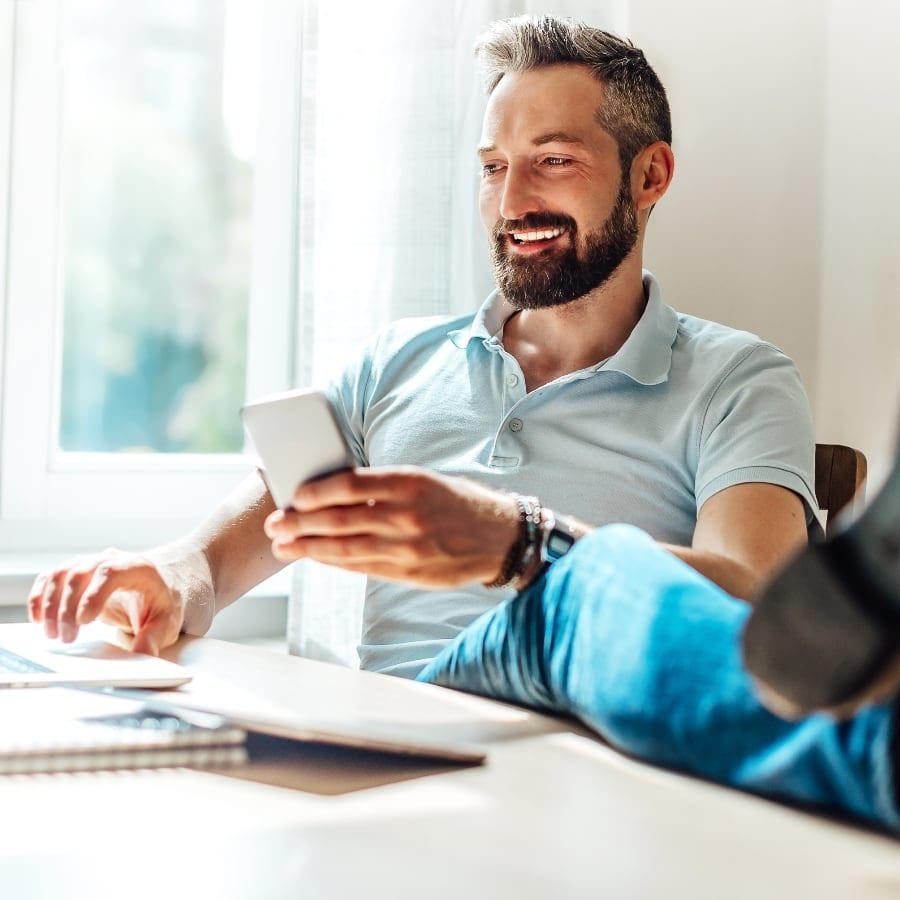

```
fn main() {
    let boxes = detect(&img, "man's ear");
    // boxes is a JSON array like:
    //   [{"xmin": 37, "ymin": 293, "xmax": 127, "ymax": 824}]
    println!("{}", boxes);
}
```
[{"xmin": 632, "ymin": 141, "xmax": 674, "ymax": 212}]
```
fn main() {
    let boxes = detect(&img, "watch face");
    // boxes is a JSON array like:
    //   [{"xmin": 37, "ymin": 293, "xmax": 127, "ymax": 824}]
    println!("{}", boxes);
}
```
[{"xmin": 546, "ymin": 528, "xmax": 576, "ymax": 561}]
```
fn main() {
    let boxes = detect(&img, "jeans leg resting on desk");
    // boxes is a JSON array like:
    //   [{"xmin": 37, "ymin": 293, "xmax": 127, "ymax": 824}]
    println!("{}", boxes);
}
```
[{"xmin": 418, "ymin": 525, "xmax": 900, "ymax": 832}]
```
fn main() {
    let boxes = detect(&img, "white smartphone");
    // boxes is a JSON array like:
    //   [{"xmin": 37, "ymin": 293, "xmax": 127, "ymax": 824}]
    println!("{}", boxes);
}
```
[{"xmin": 240, "ymin": 388, "xmax": 356, "ymax": 509}]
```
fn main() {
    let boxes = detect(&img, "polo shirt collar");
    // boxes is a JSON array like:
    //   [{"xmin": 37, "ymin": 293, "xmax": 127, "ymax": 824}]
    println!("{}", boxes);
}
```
[
  {"xmin": 601, "ymin": 271, "xmax": 677, "ymax": 385},
  {"xmin": 447, "ymin": 289, "xmax": 512, "ymax": 348},
  {"xmin": 447, "ymin": 270, "xmax": 678, "ymax": 386}
]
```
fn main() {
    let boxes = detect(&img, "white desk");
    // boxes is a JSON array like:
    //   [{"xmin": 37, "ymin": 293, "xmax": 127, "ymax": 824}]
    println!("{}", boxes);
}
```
[{"xmin": 1, "ymin": 626, "xmax": 898, "ymax": 900}]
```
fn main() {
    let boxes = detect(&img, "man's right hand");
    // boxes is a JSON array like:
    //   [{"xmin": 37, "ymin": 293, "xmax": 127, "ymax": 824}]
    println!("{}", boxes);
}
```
[{"xmin": 28, "ymin": 549, "xmax": 185, "ymax": 656}]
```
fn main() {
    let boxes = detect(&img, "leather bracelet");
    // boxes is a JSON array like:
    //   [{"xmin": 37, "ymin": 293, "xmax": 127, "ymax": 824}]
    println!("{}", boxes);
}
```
[{"xmin": 484, "ymin": 495, "xmax": 541, "ymax": 589}]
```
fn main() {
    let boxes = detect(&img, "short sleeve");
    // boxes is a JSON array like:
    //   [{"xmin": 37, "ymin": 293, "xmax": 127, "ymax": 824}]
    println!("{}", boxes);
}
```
[
  {"xmin": 322, "ymin": 334, "xmax": 381, "ymax": 468},
  {"xmin": 694, "ymin": 344, "xmax": 822, "ymax": 537}
]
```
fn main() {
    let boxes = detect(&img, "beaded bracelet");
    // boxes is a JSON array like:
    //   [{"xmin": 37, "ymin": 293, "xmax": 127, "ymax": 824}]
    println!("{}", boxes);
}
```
[{"xmin": 484, "ymin": 494, "xmax": 542, "ymax": 589}]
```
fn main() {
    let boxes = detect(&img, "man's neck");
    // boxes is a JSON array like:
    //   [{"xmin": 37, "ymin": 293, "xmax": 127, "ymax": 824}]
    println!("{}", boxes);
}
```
[{"xmin": 500, "ymin": 261, "xmax": 648, "ymax": 392}]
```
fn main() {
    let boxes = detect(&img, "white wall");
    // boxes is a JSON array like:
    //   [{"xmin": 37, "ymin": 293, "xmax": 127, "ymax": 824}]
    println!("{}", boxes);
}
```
[
  {"xmin": 817, "ymin": 0, "xmax": 900, "ymax": 487},
  {"xmin": 632, "ymin": 0, "xmax": 826, "ymax": 397},
  {"xmin": 627, "ymin": 0, "xmax": 898, "ymax": 487}
]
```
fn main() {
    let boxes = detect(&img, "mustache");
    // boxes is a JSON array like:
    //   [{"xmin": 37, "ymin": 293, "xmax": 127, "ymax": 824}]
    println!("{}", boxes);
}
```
[{"xmin": 492, "ymin": 212, "xmax": 577, "ymax": 238}]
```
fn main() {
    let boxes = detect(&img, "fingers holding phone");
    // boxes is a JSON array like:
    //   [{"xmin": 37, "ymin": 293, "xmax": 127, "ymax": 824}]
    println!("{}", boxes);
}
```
[{"xmin": 263, "ymin": 466, "xmax": 519, "ymax": 588}]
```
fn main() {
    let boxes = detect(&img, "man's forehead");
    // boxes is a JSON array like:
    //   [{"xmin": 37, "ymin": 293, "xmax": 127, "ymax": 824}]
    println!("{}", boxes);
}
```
[{"xmin": 478, "ymin": 66, "xmax": 607, "ymax": 150}]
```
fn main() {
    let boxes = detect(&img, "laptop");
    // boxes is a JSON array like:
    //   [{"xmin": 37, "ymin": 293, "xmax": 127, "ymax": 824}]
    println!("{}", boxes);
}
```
[{"xmin": 0, "ymin": 623, "xmax": 192, "ymax": 690}]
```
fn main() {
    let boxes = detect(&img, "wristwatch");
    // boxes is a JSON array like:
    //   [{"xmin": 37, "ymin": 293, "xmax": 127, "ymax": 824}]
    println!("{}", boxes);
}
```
[{"xmin": 539, "ymin": 510, "xmax": 578, "ymax": 567}]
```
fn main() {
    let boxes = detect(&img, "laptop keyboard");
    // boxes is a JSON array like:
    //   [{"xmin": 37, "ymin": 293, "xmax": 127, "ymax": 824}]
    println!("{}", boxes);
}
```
[{"xmin": 0, "ymin": 646, "xmax": 53, "ymax": 675}]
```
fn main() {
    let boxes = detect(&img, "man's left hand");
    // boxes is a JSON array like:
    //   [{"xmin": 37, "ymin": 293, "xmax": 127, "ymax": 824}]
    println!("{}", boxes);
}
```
[{"xmin": 263, "ymin": 467, "xmax": 519, "ymax": 587}]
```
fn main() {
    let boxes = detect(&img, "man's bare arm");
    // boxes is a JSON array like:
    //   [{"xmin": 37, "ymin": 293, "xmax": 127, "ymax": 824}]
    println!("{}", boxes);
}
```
[
  {"xmin": 664, "ymin": 482, "xmax": 809, "ymax": 600},
  {"xmin": 180, "ymin": 471, "xmax": 284, "ymax": 630}
]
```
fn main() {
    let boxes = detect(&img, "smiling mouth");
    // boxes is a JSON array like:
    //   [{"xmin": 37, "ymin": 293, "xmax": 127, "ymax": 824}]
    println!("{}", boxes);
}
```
[{"xmin": 506, "ymin": 227, "xmax": 566, "ymax": 251}]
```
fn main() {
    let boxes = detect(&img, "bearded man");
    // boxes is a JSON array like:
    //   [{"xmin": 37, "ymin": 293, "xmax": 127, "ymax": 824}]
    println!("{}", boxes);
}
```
[{"xmin": 32, "ymin": 16, "xmax": 820, "ymax": 679}]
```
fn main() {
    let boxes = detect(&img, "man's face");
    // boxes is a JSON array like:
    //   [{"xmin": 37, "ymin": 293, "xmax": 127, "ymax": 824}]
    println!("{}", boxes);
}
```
[{"xmin": 478, "ymin": 65, "xmax": 639, "ymax": 310}]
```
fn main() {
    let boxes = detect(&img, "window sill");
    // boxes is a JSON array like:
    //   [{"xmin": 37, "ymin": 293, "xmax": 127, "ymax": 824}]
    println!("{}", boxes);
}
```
[{"xmin": 0, "ymin": 553, "xmax": 290, "ymax": 641}]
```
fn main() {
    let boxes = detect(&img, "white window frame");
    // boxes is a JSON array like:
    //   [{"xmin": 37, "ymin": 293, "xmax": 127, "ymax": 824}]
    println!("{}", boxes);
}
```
[{"xmin": 0, "ymin": 0, "xmax": 304, "ymax": 555}]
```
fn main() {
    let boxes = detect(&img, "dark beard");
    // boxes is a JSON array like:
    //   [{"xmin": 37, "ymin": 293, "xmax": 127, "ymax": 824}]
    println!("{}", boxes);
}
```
[{"xmin": 490, "ymin": 177, "xmax": 639, "ymax": 310}]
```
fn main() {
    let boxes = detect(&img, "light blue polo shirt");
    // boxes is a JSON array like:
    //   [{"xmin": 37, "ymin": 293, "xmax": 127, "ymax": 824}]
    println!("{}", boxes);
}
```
[{"xmin": 325, "ymin": 271, "xmax": 820, "ymax": 678}]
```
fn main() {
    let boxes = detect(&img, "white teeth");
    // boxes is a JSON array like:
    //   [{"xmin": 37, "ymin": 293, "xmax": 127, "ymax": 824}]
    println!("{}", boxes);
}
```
[{"xmin": 511, "ymin": 228, "xmax": 563, "ymax": 243}]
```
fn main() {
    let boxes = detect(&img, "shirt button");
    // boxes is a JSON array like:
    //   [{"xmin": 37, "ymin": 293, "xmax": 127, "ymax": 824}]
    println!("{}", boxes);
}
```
[
  {"xmin": 509, "ymin": 418, "xmax": 523, "ymax": 433},
  {"xmin": 506, "ymin": 374, "xmax": 519, "ymax": 387}
]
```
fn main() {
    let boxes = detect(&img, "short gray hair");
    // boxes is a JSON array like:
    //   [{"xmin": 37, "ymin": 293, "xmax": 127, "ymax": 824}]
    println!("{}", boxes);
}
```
[{"xmin": 475, "ymin": 15, "xmax": 672, "ymax": 169}]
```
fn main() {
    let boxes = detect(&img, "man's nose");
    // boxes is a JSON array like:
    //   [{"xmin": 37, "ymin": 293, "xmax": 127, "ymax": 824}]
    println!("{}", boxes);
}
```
[{"xmin": 499, "ymin": 166, "xmax": 543, "ymax": 222}]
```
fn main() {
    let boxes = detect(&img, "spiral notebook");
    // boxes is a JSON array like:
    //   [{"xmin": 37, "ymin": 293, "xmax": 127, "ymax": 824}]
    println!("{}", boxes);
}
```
[
  {"xmin": 0, "ymin": 685, "xmax": 487, "ymax": 776},
  {"xmin": 0, "ymin": 688, "xmax": 247, "ymax": 775}
]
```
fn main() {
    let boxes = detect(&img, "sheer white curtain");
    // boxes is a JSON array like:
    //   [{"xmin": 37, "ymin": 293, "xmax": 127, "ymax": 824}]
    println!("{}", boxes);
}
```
[{"xmin": 285, "ymin": 0, "xmax": 625, "ymax": 666}]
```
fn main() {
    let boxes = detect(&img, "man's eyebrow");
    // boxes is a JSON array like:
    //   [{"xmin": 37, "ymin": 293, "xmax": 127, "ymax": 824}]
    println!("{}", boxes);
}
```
[
  {"xmin": 477, "ymin": 132, "xmax": 586, "ymax": 157},
  {"xmin": 532, "ymin": 131, "xmax": 586, "ymax": 147}
]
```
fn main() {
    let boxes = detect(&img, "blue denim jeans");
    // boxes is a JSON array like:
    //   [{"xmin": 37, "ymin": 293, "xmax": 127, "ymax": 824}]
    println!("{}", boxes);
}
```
[{"xmin": 418, "ymin": 525, "xmax": 900, "ymax": 833}]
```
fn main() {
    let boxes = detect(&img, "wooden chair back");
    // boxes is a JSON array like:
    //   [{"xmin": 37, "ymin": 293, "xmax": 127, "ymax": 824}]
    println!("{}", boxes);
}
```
[{"xmin": 814, "ymin": 443, "xmax": 867, "ymax": 537}]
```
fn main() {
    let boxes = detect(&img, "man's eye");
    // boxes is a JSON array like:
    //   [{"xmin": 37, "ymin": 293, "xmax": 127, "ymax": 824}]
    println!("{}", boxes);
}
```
[
  {"xmin": 481, "ymin": 163, "xmax": 504, "ymax": 177},
  {"xmin": 543, "ymin": 156, "xmax": 570, "ymax": 166}
]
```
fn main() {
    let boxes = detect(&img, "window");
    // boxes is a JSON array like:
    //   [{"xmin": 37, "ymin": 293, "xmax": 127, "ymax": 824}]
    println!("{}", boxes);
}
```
[
  {"xmin": 0, "ymin": 0, "xmax": 278, "ymax": 552},
  {"xmin": 58, "ymin": 1, "xmax": 255, "ymax": 456}
]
